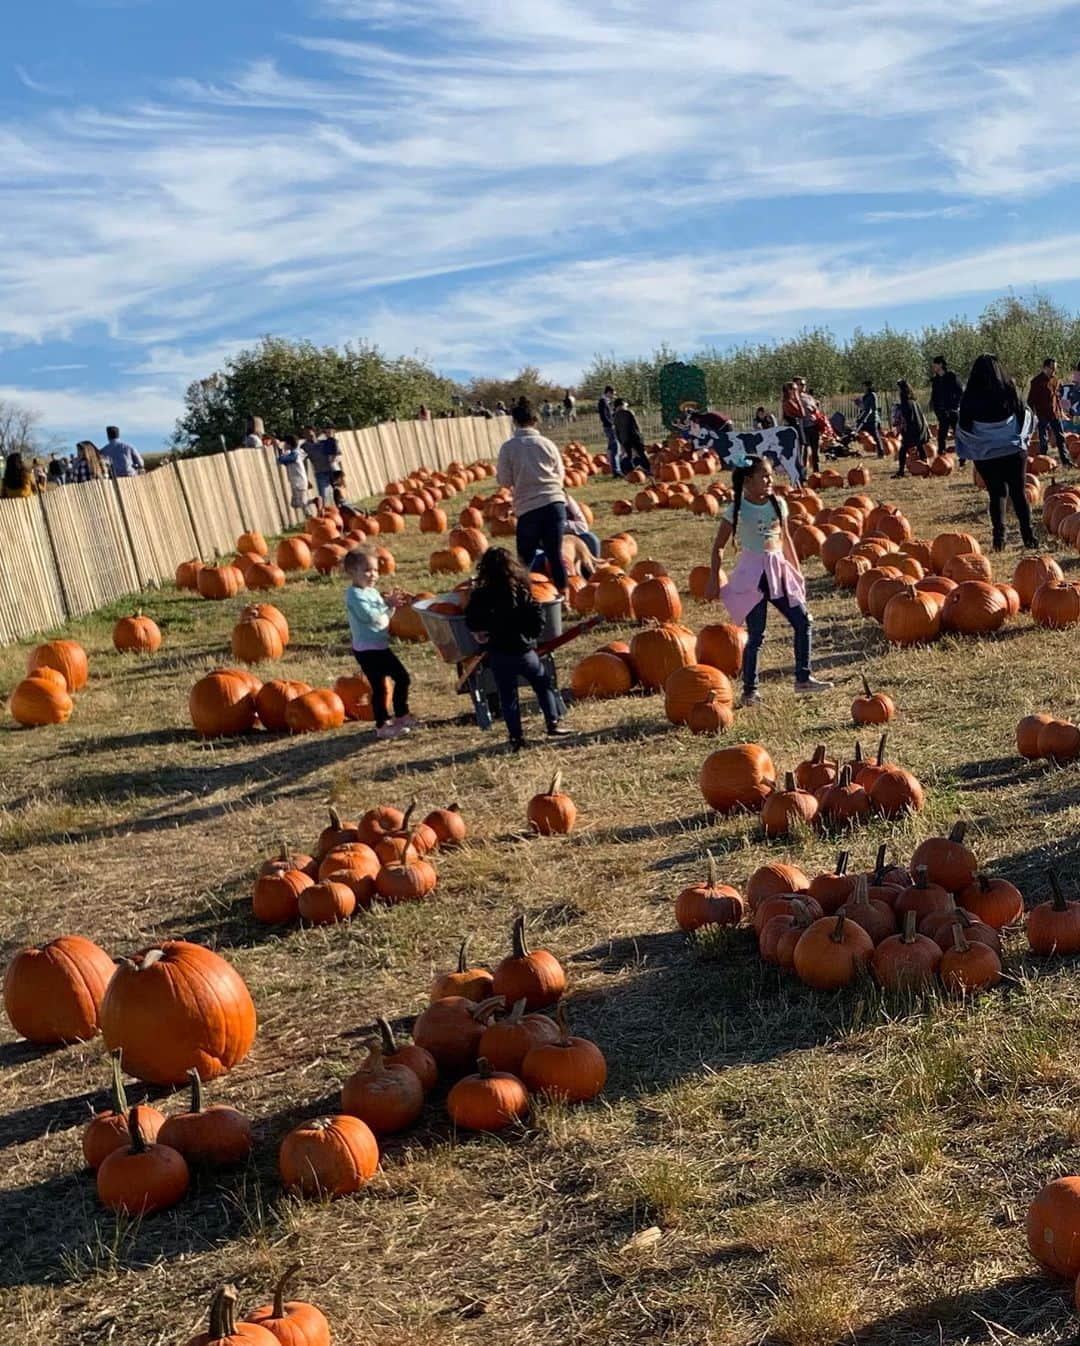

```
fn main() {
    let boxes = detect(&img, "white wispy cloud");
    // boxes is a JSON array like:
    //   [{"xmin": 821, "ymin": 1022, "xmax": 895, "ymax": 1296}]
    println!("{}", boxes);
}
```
[{"xmin": 4, "ymin": 0, "xmax": 1080, "ymax": 440}]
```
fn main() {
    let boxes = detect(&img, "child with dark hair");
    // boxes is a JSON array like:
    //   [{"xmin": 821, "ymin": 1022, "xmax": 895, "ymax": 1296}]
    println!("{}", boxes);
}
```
[
  {"xmin": 705, "ymin": 456, "xmax": 830, "ymax": 706},
  {"xmin": 464, "ymin": 547, "xmax": 570, "ymax": 750}
]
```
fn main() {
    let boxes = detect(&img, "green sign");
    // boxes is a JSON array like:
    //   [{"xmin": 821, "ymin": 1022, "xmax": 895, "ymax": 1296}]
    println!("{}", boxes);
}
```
[{"xmin": 658, "ymin": 362, "xmax": 708, "ymax": 429}]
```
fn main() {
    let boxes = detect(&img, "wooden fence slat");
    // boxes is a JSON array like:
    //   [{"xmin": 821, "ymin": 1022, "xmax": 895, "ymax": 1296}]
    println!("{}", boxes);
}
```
[
  {"xmin": 116, "ymin": 471, "xmax": 200, "ymax": 584},
  {"xmin": 39, "ymin": 481, "xmax": 140, "ymax": 617},
  {"xmin": 0, "ymin": 497, "xmax": 66, "ymax": 643}
]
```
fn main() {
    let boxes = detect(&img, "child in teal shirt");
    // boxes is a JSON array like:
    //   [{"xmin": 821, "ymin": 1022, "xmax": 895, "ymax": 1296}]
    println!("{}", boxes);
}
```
[{"xmin": 344, "ymin": 547, "xmax": 418, "ymax": 739}]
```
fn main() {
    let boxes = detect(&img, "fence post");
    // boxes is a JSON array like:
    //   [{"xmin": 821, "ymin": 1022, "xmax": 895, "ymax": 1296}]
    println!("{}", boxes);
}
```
[
  {"xmin": 222, "ymin": 449, "xmax": 253, "ymax": 532},
  {"xmin": 35, "ymin": 493, "xmax": 72, "ymax": 623},
  {"xmin": 173, "ymin": 461, "xmax": 206, "ymax": 557},
  {"xmin": 110, "ymin": 477, "xmax": 146, "ymax": 588}
]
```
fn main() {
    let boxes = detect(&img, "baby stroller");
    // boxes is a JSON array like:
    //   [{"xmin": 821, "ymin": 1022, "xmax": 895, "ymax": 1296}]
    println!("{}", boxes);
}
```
[{"xmin": 823, "ymin": 410, "xmax": 861, "ymax": 458}]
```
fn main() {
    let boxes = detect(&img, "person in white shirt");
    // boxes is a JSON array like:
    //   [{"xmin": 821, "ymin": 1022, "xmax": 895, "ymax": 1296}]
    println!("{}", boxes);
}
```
[
  {"xmin": 496, "ymin": 397, "xmax": 568, "ymax": 593},
  {"xmin": 276, "ymin": 435, "xmax": 312, "ymax": 512}
]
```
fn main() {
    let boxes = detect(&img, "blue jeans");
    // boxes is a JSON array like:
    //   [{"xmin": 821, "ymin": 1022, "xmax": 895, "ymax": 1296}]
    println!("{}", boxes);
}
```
[
  {"xmin": 863, "ymin": 423, "xmax": 886, "ymax": 456},
  {"xmin": 578, "ymin": 530, "xmax": 601, "ymax": 557},
  {"xmin": 488, "ymin": 649, "xmax": 559, "ymax": 742},
  {"xmin": 314, "ymin": 469, "xmax": 334, "ymax": 504},
  {"xmin": 604, "ymin": 426, "xmax": 621, "ymax": 475},
  {"xmin": 1038, "ymin": 416, "xmax": 1068, "ymax": 462},
  {"xmin": 516, "ymin": 501, "xmax": 567, "ymax": 590},
  {"xmin": 744, "ymin": 580, "xmax": 812, "ymax": 695}
]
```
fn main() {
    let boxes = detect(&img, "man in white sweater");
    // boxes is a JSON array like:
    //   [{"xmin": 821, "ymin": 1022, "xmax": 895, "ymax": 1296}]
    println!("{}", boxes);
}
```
[{"xmin": 496, "ymin": 398, "xmax": 568, "ymax": 593}]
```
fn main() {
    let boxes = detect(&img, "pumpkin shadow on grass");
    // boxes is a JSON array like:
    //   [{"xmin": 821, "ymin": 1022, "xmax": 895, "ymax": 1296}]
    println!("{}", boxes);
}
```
[
  {"xmin": 0, "ymin": 1162, "xmax": 270, "ymax": 1288},
  {"xmin": 953, "ymin": 754, "xmax": 1036, "ymax": 794},
  {"xmin": 830, "ymin": 1272, "xmax": 1071, "ymax": 1345},
  {"xmin": 0, "ymin": 1076, "xmax": 163, "ymax": 1153}
]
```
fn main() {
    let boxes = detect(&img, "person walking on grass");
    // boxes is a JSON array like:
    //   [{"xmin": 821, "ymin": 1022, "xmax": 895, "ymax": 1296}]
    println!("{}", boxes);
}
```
[
  {"xmin": 496, "ymin": 397, "xmax": 569, "ymax": 594},
  {"xmin": 705, "ymin": 454, "xmax": 831, "ymax": 707},
  {"xmin": 891, "ymin": 380, "xmax": 931, "ymax": 478},
  {"xmin": 1028, "ymin": 357, "xmax": 1069, "ymax": 467},
  {"xmin": 343, "ymin": 546, "xmax": 420, "ymax": 741},
  {"xmin": 276, "ymin": 434, "xmax": 313, "ymax": 514},
  {"xmin": 855, "ymin": 380, "xmax": 886, "ymax": 457},
  {"xmin": 613, "ymin": 397, "xmax": 650, "ymax": 475},
  {"xmin": 464, "ymin": 548, "xmax": 570, "ymax": 751},
  {"xmin": 305, "ymin": 425, "xmax": 340, "ymax": 504},
  {"xmin": 598, "ymin": 384, "xmax": 620, "ymax": 476},
  {"xmin": 794, "ymin": 377, "xmax": 821, "ymax": 475},
  {"xmin": 957, "ymin": 354, "xmax": 1037, "ymax": 552},
  {"xmin": 930, "ymin": 356, "xmax": 963, "ymax": 457}
]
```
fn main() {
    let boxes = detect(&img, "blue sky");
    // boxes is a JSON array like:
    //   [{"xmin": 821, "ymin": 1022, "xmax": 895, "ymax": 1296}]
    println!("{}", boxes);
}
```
[{"xmin": 6, "ymin": 0, "xmax": 1080, "ymax": 449}]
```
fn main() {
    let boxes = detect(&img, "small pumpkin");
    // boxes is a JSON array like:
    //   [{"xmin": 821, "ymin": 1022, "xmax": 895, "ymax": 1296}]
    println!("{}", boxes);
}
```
[
  {"xmin": 1027, "ymin": 1176, "xmax": 1080, "ymax": 1277},
  {"xmin": 279, "ymin": 1114, "xmax": 379, "ymax": 1198},
  {"xmin": 700, "ymin": 743, "xmax": 775, "ymax": 814},
  {"xmin": 674, "ymin": 853, "xmax": 745, "ymax": 932},
  {"xmin": 375, "ymin": 1016, "xmax": 438, "ymax": 1092},
  {"xmin": 838, "ymin": 873, "xmax": 897, "ymax": 944},
  {"xmin": 255, "ymin": 680, "xmax": 313, "ymax": 731},
  {"xmin": 686, "ymin": 689, "xmax": 734, "ymax": 736},
  {"xmin": 158, "ymin": 1068, "xmax": 253, "ymax": 1166},
  {"xmin": 746, "ymin": 862, "xmax": 812, "ymax": 910},
  {"xmin": 298, "ymin": 879, "xmax": 357, "ymax": 924},
  {"xmin": 807, "ymin": 851, "xmax": 855, "ymax": 915},
  {"xmin": 851, "ymin": 675, "xmax": 895, "ymax": 726},
  {"xmin": 491, "ymin": 914, "xmax": 566, "ymax": 1009},
  {"xmin": 520, "ymin": 1004, "xmax": 607, "ymax": 1102},
  {"xmin": 190, "ymin": 669, "xmax": 258, "ymax": 737},
  {"xmin": 476, "ymin": 997, "xmax": 560, "ymax": 1074},
  {"xmin": 341, "ymin": 1040, "xmax": 425, "ymax": 1133},
  {"xmin": 694, "ymin": 623, "xmax": 746, "ymax": 676},
  {"xmin": 82, "ymin": 1049, "xmax": 166, "ymax": 1170},
  {"xmin": 253, "ymin": 862, "xmax": 313, "ymax": 924},
  {"xmin": 285, "ymin": 688, "xmax": 346, "ymax": 734},
  {"xmin": 792, "ymin": 912, "xmax": 874, "ymax": 990},
  {"xmin": 958, "ymin": 873, "xmax": 1024, "ymax": 930},
  {"xmin": 527, "ymin": 771, "xmax": 576, "ymax": 835},
  {"xmin": 96, "ymin": 1104, "xmax": 190, "ymax": 1214},
  {"xmin": 430, "ymin": 937, "xmax": 494, "ymax": 1002},
  {"xmin": 759, "ymin": 899, "xmax": 815, "ymax": 969},
  {"xmin": 112, "ymin": 613, "xmax": 162, "ymax": 654},
  {"xmin": 244, "ymin": 1265, "xmax": 331, "ymax": 1346},
  {"xmin": 760, "ymin": 771, "xmax": 819, "ymax": 838},
  {"xmin": 317, "ymin": 806, "xmax": 363, "ymax": 858},
  {"xmin": 794, "ymin": 744, "xmax": 837, "ymax": 793},
  {"xmin": 910, "ymin": 822, "xmax": 977, "ymax": 893},
  {"xmin": 412, "ymin": 994, "xmax": 503, "ymax": 1076},
  {"xmin": 8, "ymin": 674, "xmax": 74, "ymax": 727},
  {"xmin": 894, "ymin": 866, "xmax": 952, "ymax": 923},
  {"xmin": 939, "ymin": 922, "xmax": 1001, "ymax": 994},
  {"xmin": 817, "ymin": 766, "xmax": 870, "ymax": 828},
  {"xmin": 1027, "ymin": 871, "xmax": 1080, "ymax": 955},
  {"xmin": 448, "ymin": 1057, "xmax": 530, "ymax": 1131},
  {"xmin": 186, "ymin": 1285, "xmax": 278, "ymax": 1346},
  {"xmin": 423, "ymin": 803, "xmax": 467, "ymax": 848},
  {"xmin": 1017, "ymin": 713, "xmax": 1055, "ymax": 759},
  {"xmin": 4, "ymin": 933, "xmax": 115, "ymax": 1044},
  {"xmin": 868, "ymin": 766, "xmax": 924, "ymax": 819}
]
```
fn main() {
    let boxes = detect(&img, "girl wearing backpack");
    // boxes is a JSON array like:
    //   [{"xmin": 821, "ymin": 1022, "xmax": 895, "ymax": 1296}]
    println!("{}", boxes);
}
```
[{"xmin": 704, "ymin": 455, "xmax": 831, "ymax": 707}]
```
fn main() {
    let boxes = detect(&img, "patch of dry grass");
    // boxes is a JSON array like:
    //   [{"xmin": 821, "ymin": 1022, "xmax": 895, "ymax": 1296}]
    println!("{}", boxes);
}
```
[{"xmin": 4, "ymin": 436, "xmax": 1080, "ymax": 1342}]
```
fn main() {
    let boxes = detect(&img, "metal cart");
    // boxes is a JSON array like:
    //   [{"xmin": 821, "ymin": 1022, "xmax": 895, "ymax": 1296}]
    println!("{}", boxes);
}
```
[{"xmin": 415, "ymin": 595, "xmax": 600, "ymax": 729}]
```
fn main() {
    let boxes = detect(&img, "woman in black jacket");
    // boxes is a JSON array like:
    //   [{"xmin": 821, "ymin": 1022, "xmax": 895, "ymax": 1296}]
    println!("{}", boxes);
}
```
[
  {"xmin": 892, "ymin": 380, "xmax": 931, "ymax": 478},
  {"xmin": 464, "ymin": 548, "xmax": 570, "ymax": 749}
]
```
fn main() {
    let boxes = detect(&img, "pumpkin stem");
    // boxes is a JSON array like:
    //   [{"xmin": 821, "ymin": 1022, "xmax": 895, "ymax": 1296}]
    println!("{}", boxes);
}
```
[
  {"xmin": 328, "ymin": 806, "xmax": 343, "ymax": 830},
  {"xmin": 376, "ymin": 1016, "xmax": 399, "ymax": 1054},
  {"xmin": 1048, "ymin": 870, "xmax": 1068, "ymax": 912},
  {"xmin": 108, "ymin": 1049, "xmax": 128, "ymax": 1115},
  {"xmin": 861, "ymin": 673, "xmax": 873, "ymax": 697},
  {"xmin": 554, "ymin": 1001, "xmax": 571, "ymax": 1044},
  {"xmin": 187, "ymin": 1068, "xmax": 205, "ymax": 1115},
  {"xmin": 511, "ymin": 913, "xmax": 530, "ymax": 959},
  {"xmin": 977, "ymin": 873, "xmax": 991, "ymax": 893},
  {"xmin": 829, "ymin": 912, "xmax": 848, "ymax": 944},
  {"xmin": 705, "ymin": 852, "xmax": 718, "ymax": 888},
  {"xmin": 783, "ymin": 771, "xmax": 797, "ymax": 793},
  {"xmin": 850, "ymin": 742, "xmax": 864, "ymax": 766},
  {"xmin": 401, "ymin": 800, "xmax": 417, "ymax": 832},
  {"xmin": 469, "ymin": 995, "xmax": 505, "ymax": 1023},
  {"xmin": 837, "ymin": 766, "xmax": 853, "ymax": 787},
  {"xmin": 127, "ymin": 1105, "xmax": 149, "ymax": 1154},
  {"xmin": 137, "ymin": 949, "xmax": 166, "ymax": 971},
  {"xmin": 901, "ymin": 909, "xmax": 917, "ymax": 943},
  {"xmin": 506, "ymin": 998, "xmax": 527, "ymax": 1025},
  {"xmin": 811, "ymin": 744, "xmax": 826, "ymax": 765},
  {"xmin": 948, "ymin": 821, "xmax": 968, "ymax": 844},
  {"xmin": 913, "ymin": 865, "xmax": 930, "ymax": 890},
  {"xmin": 872, "ymin": 844, "xmax": 887, "ymax": 884},
  {"xmin": 950, "ymin": 921, "xmax": 970, "ymax": 953},
  {"xmin": 875, "ymin": 733, "xmax": 888, "ymax": 766},
  {"xmin": 850, "ymin": 873, "xmax": 870, "ymax": 907},
  {"xmin": 548, "ymin": 770, "xmax": 563, "ymax": 796},
  {"xmin": 456, "ymin": 936, "xmax": 471, "ymax": 974},
  {"xmin": 272, "ymin": 1263, "xmax": 303, "ymax": 1320},
  {"xmin": 836, "ymin": 851, "xmax": 850, "ymax": 877},
  {"xmin": 476, "ymin": 1057, "xmax": 495, "ymax": 1079},
  {"xmin": 277, "ymin": 839, "xmax": 290, "ymax": 862},
  {"xmin": 208, "ymin": 1286, "xmax": 240, "ymax": 1339}
]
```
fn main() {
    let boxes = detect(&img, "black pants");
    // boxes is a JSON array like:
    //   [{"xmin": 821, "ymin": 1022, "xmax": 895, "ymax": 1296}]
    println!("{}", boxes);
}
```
[
  {"xmin": 488, "ymin": 648, "xmax": 559, "ymax": 743},
  {"xmin": 354, "ymin": 648, "xmax": 410, "ymax": 726},
  {"xmin": 618, "ymin": 440, "xmax": 651, "ymax": 475},
  {"xmin": 517, "ymin": 501, "xmax": 568, "ymax": 590},
  {"xmin": 895, "ymin": 437, "xmax": 928, "ymax": 477},
  {"xmin": 1038, "ymin": 416, "xmax": 1068, "ymax": 463},
  {"xmin": 936, "ymin": 409, "xmax": 958, "ymax": 456},
  {"xmin": 977, "ymin": 455, "xmax": 1036, "ymax": 547},
  {"xmin": 803, "ymin": 422, "xmax": 821, "ymax": 473}
]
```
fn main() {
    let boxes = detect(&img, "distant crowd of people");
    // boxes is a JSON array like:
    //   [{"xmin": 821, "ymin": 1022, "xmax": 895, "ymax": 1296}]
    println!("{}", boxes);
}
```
[{"xmin": 1, "ymin": 427, "xmax": 145, "ymax": 499}]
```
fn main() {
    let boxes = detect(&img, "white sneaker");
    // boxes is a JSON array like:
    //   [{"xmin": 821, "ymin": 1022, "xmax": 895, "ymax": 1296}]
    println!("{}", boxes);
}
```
[{"xmin": 794, "ymin": 677, "xmax": 833, "ymax": 694}]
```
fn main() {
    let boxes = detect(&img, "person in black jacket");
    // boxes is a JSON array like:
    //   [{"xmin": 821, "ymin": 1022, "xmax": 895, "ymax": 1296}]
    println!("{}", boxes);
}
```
[
  {"xmin": 598, "ymin": 385, "xmax": 620, "ymax": 476},
  {"xmin": 613, "ymin": 398, "xmax": 650, "ymax": 475},
  {"xmin": 464, "ymin": 548, "xmax": 570, "ymax": 750},
  {"xmin": 930, "ymin": 356, "xmax": 964, "ymax": 456},
  {"xmin": 892, "ymin": 380, "xmax": 931, "ymax": 478}
]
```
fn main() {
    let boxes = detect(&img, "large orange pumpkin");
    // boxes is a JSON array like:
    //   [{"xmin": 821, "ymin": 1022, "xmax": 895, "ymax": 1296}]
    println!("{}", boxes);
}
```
[
  {"xmin": 9, "ymin": 675, "xmax": 74, "ymax": 727},
  {"xmin": 189, "ymin": 670, "xmax": 258, "ymax": 737},
  {"xmin": 4, "ymin": 935, "xmax": 116, "ymax": 1044},
  {"xmin": 630, "ymin": 576, "xmax": 682, "ymax": 622},
  {"xmin": 930, "ymin": 531, "xmax": 980, "ymax": 574},
  {"xmin": 628, "ymin": 622, "xmax": 696, "ymax": 691},
  {"xmin": 570, "ymin": 651, "xmax": 633, "ymax": 699},
  {"xmin": 28, "ymin": 639, "xmax": 88, "ymax": 691},
  {"xmin": 100, "ymin": 940, "xmax": 257, "ymax": 1084},
  {"xmin": 694, "ymin": 623, "xmax": 746, "ymax": 675},
  {"xmin": 1031, "ymin": 580, "xmax": 1080, "ymax": 629},
  {"xmin": 113, "ymin": 614, "xmax": 162, "ymax": 654},
  {"xmin": 663, "ymin": 664, "xmax": 732, "ymax": 725},
  {"xmin": 940, "ymin": 581, "xmax": 1007, "ymax": 635},
  {"xmin": 700, "ymin": 743, "xmax": 775, "ymax": 814}
]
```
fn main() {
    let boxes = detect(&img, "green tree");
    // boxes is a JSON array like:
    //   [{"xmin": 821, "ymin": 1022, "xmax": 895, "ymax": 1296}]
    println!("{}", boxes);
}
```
[{"xmin": 173, "ymin": 337, "xmax": 460, "ymax": 453}]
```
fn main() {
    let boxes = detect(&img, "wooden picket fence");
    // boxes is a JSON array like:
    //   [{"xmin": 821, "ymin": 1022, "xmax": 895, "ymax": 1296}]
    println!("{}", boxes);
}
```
[{"xmin": 0, "ymin": 415, "xmax": 510, "ymax": 647}]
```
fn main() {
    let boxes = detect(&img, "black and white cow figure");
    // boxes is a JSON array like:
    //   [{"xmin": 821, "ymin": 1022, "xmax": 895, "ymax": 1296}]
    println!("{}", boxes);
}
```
[{"xmin": 676, "ymin": 412, "xmax": 803, "ymax": 485}]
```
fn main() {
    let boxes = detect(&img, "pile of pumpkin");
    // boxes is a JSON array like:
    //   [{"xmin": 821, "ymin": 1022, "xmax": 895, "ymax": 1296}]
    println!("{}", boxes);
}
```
[
  {"xmin": 699, "ymin": 737, "xmax": 924, "ymax": 829},
  {"xmin": 190, "ymin": 651, "xmax": 378, "ymax": 737},
  {"xmin": 1017, "ymin": 712, "xmax": 1080, "ymax": 764},
  {"xmin": 381, "ymin": 458, "xmax": 495, "ymax": 510},
  {"xmin": 7, "ymin": 637, "xmax": 89, "ymax": 727},
  {"xmin": 678, "ymin": 826, "xmax": 1025, "ymax": 995},
  {"xmin": 611, "ymin": 475, "xmax": 733, "ymax": 518},
  {"xmin": 804, "ymin": 493, "xmax": 1077, "ymax": 641},
  {"xmin": 252, "ymin": 802, "xmax": 465, "ymax": 923}
]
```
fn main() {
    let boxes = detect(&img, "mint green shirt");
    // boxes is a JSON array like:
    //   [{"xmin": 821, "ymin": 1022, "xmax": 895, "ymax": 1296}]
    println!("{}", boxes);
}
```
[
  {"xmin": 722, "ymin": 495, "xmax": 788, "ymax": 554},
  {"xmin": 345, "ymin": 584, "xmax": 391, "ymax": 651}
]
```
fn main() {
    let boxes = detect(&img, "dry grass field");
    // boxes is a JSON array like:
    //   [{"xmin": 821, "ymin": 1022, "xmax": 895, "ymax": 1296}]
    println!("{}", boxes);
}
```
[{"xmin": 4, "ymin": 437, "xmax": 1080, "ymax": 1346}]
